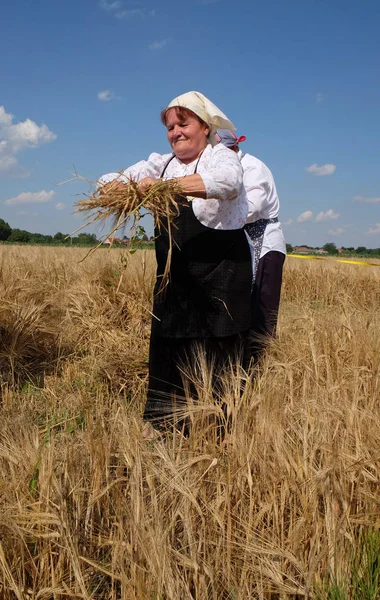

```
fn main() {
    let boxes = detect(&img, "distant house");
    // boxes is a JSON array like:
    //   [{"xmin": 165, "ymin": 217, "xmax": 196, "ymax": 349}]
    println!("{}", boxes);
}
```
[
  {"xmin": 316, "ymin": 248, "xmax": 328, "ymax": 255},
  {"xmin": 293, "ymin": 246, "xmax": 313, "ymax": 254},
  {"xmin": 338, "ymin": 247, "xmax": 344, "ymax": 254},
  {"xmin": 104, "ymin": 237, "xmax": 122, "ymax": 245}
]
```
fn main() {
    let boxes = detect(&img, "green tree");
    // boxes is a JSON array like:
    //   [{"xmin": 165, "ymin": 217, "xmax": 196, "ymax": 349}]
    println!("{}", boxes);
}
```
[
  {"xmin": 8, "ymin": 228, "xmax": 31, "ymax": 243},
  {"xmin": 323, "ymin": 242, "xmax": 338, "ymax": 255},
  {"xmin": 356, "ymin": 246, "xmax": 367, "ymax": 254},
  {"xmin": 30, "ymin": 233, "xmax": 54, "ymax": 244},
  {"xmin": 54, "ymin": 232, "xmax": 66, "ymax": 243},
  {"xmin": 0, "ymin": 218, "xmax": 12, "ymax": 241},
  {"xmin": 77, "ymin": 233, "xmax": 97, "ymax": 244},
  {"xmin": 286, "ymin": 243, "xmax": 293, "ymax": 253}
]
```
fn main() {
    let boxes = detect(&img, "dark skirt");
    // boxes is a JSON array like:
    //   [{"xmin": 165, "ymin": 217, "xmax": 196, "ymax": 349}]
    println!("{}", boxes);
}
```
[
  {"xmin": 143, "ymin": 332, "xmax": 247, "ymax": 426},
  {"xmin": 246, "ymin": 250, "xmax": 285, "ymax": 364}
]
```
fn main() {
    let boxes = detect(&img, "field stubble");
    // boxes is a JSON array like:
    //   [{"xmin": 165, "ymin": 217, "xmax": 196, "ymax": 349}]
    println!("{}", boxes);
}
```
[{"xmin": 0, "ymin": 246, "xmax": 379, "ymax": 599}]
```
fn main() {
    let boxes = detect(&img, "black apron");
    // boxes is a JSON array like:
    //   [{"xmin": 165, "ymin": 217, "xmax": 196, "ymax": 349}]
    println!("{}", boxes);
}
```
[{"xmin": 151, "ymin": 155, "xmax": 252, "ymax": 339}]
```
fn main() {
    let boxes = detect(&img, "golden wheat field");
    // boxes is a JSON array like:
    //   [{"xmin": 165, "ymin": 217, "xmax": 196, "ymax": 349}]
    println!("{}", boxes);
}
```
[{"xmin": 0, "ymin": 245, "xmax": 379, "ymax": 600}]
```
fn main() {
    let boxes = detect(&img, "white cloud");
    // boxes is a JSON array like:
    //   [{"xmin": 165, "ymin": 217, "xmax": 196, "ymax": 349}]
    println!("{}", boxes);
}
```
[
  {"xmin": 353, "ymin": 195, "xmax": 380, "ymax": 205},
  {"xmin": 328, "ymin": 227, "xmax": 345, "ymax": 235},
  {"xmin": 98, "ymin": 90, "xmax": 114, "ymax": 102},
  {"xmin": 367, "ymin": 222, "xmax": 380, "ymax": 235},
  {"xmin": 99, "ymin": 1, "xmax": 154, "ymax": 18},
  {"xmin": 98, "ymin": 90, "xmax": 122, "ymax": 101},
  {"xmin": 55, "ymin": 202, "xmax": 65, "ymax": 211},
  {"xmin": 0, "ymin": 155, "xmax": 24, "ymax": 177},
  {"xmin": 283, "ymin": 218, "xmax": 293, "ymax": 226},
  {"xmin": 315, "ymin": 209, "xmax": 340, "ymax": 222},
  {"xmin": 99, "ymin": 0, "xmax": 121, "ymax": 10},
  {"xmin": 149, "ymin": 39, "xmax": 169, "ymax": 50},
  {"xmin": 4, "ymin": 189, "xmax": 55, "ymax": 206},
  {"xmin": 116, "ymin": 8, "xmax": 147, "ymax": 17},
  {"xmin": 316, "ymin": 92, "xmax": 324, "ymax": 104},
  {"xmin": 7, "ymin": 119, "xmax": 55, "ymax": 151},
  {"xmin": 297, "ymin": 210, "xmax": 313, "ymax": 223},
  {"xmin": 0, "ymin": 106, "xmax": 56, "ymax": 177},
  {"xmin": 306, "ymin": 163, "xmax": 336, "ymax": 176}
]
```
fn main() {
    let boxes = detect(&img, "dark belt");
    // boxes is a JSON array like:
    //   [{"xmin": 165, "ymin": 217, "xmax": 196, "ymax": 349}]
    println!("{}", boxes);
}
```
[{"xmin": 245, "ymin": 217, "xmax": 279, "ymax": 242}]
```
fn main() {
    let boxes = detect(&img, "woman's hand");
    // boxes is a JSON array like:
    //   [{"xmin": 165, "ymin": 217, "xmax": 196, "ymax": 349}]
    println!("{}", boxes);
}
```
[
  {"xmin": 137, "ymin": 177, "xmax": 158, "ymax": 193},
  {"xmin": 98, "ymin": 177, "xmax": 158, "ymax": 196},
  {"xmin": 98, "ymin": 181, "xmax": 127, "ymax": 195}
]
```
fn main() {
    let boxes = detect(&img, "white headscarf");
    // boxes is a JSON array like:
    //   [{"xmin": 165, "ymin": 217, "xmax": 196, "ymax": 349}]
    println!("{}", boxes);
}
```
[{"xmin": 166, "ymin": 91, "xmax": 235, "ymax": 145}]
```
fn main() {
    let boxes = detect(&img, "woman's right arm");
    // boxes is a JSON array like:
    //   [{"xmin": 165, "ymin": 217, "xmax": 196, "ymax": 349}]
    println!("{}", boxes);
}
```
[{"xmin": 98, "ymin": 153, "xmax": 171, "ymax": 185}]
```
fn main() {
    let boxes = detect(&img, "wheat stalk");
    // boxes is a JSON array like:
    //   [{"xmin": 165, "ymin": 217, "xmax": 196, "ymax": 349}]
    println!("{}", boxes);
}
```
[{"xmin": 67, "ymin": 174, "xmax": 185, "ymax": 288}]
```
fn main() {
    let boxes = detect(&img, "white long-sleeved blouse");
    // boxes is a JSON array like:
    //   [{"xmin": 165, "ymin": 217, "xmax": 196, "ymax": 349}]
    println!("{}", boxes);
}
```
[
  {"xmin": 99, "ymin": 143, "xmax": 248, "ymax": 230},
  {"xmin": 239, "ymin": 150, "xmax": 286, "ymax": 257}
]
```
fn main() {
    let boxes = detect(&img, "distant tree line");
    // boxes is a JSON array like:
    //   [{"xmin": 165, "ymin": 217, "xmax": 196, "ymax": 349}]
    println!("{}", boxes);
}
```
[
  {"xmin": 286, "ymin": 242, "xmax": 380, "ymax": 257},
  {"xmin": 0, "ymin": 218, "xmax": 98, "ymax": 246},
  {"xmin": 0, "ymin": 218, "xmax": 378, "ymax": 254},
  {"xmin": 0, "ymin": 218, "xmax": 157, "ymax": 247}
]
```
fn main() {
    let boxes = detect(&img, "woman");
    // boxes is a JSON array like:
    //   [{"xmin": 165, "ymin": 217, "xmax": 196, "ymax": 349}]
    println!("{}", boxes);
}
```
[
  {"xmin": 216, "ymin": 129, "xmax": 286, "ymax": 363},
  {"xmin": 100, "ymin": 91, "xmax": 253, "ymax": 430}
]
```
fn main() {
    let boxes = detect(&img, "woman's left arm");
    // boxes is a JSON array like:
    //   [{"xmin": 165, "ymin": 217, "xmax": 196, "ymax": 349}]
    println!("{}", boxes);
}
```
[{"xmin": 138, "ymin": 145, "xmax": 243, "ymax": 200}]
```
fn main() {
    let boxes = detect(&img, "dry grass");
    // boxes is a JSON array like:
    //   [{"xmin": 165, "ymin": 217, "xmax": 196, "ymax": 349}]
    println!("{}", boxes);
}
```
[{"xmin": 0, "ymin": 246, "xmax": 379, "ymax": 599}]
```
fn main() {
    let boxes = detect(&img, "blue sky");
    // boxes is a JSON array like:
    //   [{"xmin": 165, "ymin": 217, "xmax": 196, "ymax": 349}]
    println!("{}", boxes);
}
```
[{"xmin": 1, "ymin": 0, "xmax": 379, "ymax": 247}]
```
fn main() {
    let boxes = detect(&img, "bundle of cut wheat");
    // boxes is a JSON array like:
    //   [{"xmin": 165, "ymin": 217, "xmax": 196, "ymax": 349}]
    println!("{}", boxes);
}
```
[
  {"xmin": 74, "ymin": 177, "xmax": 183, "ymax": 238},
  {"xmin": 69, "ymin": 175, "xmax": 185, "ymax": 285}
]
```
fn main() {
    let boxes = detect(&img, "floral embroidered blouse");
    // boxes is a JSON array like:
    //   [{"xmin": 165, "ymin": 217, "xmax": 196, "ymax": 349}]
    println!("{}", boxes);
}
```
[{"xmin": 99, "ymin": 143, "xmax": 248, "ymax": 230}]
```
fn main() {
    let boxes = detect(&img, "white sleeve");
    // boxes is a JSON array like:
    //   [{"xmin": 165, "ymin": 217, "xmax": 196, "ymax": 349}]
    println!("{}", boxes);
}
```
[
  {"xmin": 98, "ymin": 153, "xmax": 170, "ymax": 185},
  {"xmin": 200, "ymin": 145, "xmax": 244, "ymax": 201},
  {"xmin": 243, "ymin": 164, "xmax": 268, "ymax": 221}
]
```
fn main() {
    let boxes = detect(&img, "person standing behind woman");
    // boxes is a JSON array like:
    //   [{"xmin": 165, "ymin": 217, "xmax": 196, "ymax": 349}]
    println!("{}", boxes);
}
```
[
  {"xmin": 216, "ymin": 130, "xmax": 286, "ymax": 363},
  {"xmin": 99, "ymin": 92, "xmax": 253, "ymax": 432}
]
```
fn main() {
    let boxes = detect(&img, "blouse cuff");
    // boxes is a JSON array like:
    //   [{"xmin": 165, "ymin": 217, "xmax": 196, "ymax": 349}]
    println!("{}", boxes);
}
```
[{"xmin": 201, "ymin": 171, "xmax": 221, "ymax": 200}]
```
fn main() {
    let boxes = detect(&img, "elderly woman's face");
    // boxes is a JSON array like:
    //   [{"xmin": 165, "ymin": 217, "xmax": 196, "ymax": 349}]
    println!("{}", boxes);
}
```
[{"xmin": 165, "ymin": 108, "xmax": 209, "ymax": 163}]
